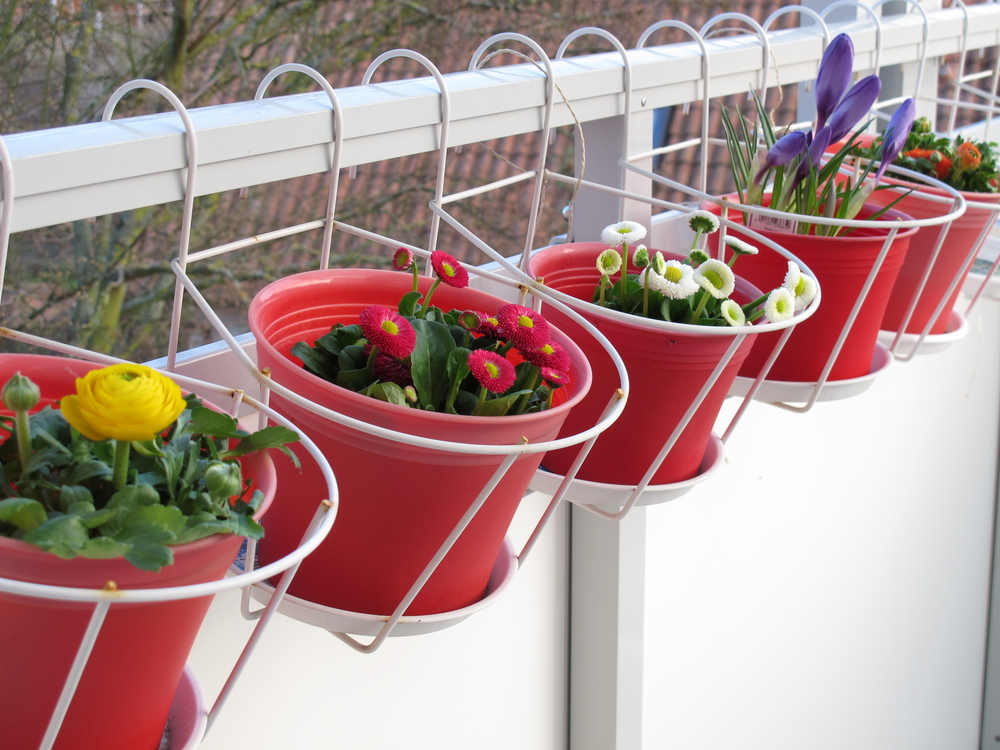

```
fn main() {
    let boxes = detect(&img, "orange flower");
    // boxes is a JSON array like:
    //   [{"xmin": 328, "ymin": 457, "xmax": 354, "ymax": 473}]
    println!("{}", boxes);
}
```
[
  {"xmin": 934, "ymin": 157, "xmax": 953, "ymax": 179},
  {"xmin": 905, "ymin": 148, "xmax": 936, "ymax": 160},
  {"xmin": 956, "ymin": 142, "xmax": 981, "ymax": 171}
]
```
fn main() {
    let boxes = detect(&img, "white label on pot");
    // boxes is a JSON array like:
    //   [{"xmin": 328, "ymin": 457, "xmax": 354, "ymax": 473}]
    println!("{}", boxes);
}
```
[{"xmin": 748, "ymin": 213, "xmax": 798, "ymax": 234}]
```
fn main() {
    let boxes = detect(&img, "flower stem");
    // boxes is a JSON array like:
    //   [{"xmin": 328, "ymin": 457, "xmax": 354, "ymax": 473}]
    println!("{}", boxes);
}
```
[
  {"xmin": 418, "ymin": 279, "xmax": 442, "ymax": 318},
  {"xmin": 113, "ymin": 439, "xmax": 130, "ymax": 490},
  {"xmin": 364, "ymin": 345, "xmax": 380, "ymax": 380},
  {"xmin": 515, "ymin": 368, "xmax": 540, "ymax": 415},
  {"xmin": 691, "ymin": 230, "xmax": 703, "ymax": 251},
  {"xmin": 642, "ymin": 269, "xmax": 650, "ymax": 317},
  {"xmin": 598, "ymin": 275, "xmax": 608, "ymax": 307},
  {"xmin": 687, "ymin": 290, "xmax": 711, "ymax": 324},
  {"xmin": 741, "ymin": 293, "xmax": 770, "ymax": 312},
  {"xmin": 618, "ymin": 243, "xmax": 629, "ymax": 303},
  {"xmin": 473, "ymin": 385, "xmax": 488, "ymax": 416},
  {"xmin": 411, "ymin": 264, "xmax": 420, "ymax": 293},
  {"xmin": 15, "ymin": 409, "xmax": 32, "ymax": 475},
  {"xmin": 444, "ymin": 376, "xmax": 462, "ymax": 414}
]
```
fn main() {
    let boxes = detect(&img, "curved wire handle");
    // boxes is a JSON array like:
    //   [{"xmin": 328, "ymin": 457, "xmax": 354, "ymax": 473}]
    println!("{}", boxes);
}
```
[
  {"xmin": 468, "ymin": 33, "xmax": 556, "ymax": 272},
  {"xmin": 239, "ymin": 64, "xmax": 346, "ymax": 271},
  {"xmin": 352, "ymin": 50, "xmax": 450, "ymax": 264},
  {"xmin": 699, "ymin": 13, "xmax": 772, "ymax": 99},
  {"xmin": 946, "ymin": 0, "xmax": 969, "ymax": 136},
  {"xmin": 635, "ymin": 21, "xmax": 712, "ymax": 192},
  {"xmin": 870, "ymin": 0, "xmax": 930, "ymax": 113},
  {"xmin": 763, "ymin": 5, "xmax": 831, "ymax": 49},
  {"xmin": 102, "ymin": 80, "xmax": 197, "ymax": 373}
]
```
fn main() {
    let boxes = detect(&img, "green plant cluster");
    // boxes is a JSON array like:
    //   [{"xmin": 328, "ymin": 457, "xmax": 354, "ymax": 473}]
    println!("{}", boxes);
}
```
[
  {"xmin": 0, "ymin": 395, "xmax": 299, "ymax": 571},
  {"xmin": 292, "ymin": 295, "xmax": 555, "ymax": 417},
  {"xmin": 865, "ymin": 126, "xmax": 1000, "ymax": 194}
]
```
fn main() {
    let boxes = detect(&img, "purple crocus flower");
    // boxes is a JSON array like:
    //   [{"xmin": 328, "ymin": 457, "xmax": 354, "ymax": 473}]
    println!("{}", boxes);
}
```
[
  {"xmin": 815, "ymin": 34, "xmax": 855, "ymax": 132},
  {"xmin": 874, "ymin": 98, "xmax": 916, "ymax": 182},
  {"xmin": 826, "ymin": 74, "xmax": 882, "ymax": 144},
  {"xmin": 793, "ymin": 126, "xmax": 833, "ymax": 186},
  {"xmin": 754, "ymin": 130, "xmax": 808, "ymax": 183}
]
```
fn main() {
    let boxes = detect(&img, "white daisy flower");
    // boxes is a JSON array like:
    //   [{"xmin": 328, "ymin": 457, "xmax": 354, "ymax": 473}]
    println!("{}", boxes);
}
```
[
  {"xmin": 693, "ymin": 258, "xmax": 736, "ymax": 300},
  {"xmin": 782, "ymin": 261, "xmax": 817, "ymax": 312},
  {"xmin": 644, "ymin": 261, "xmax": 699, "ymax": 300},
  {"xmin": 596, "ymin": 248, "xmax": 622, "ymax": 276},
  {"xmin": 721, "ymin": 299, "xmax": 746, "ymax": 327},
  {"xmin": 725, "ymin": 236, "xmax": 759, "ymax": 255},
  {"xmin": 601, "ymin": 220, "xmax": 647, "ymax": 247},
  {"xmin": 764, "ymin": 287, "xmax": 795, "ymax": 323},
  {"xmin": 687, "ymin": 210, "xmax": 720, "ymax": 234}
]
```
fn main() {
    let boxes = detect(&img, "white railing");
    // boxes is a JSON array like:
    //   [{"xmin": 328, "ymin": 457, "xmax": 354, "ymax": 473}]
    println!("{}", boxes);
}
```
[{"xmin": 4, "ymin": 2, "xmax": 1000, "ymax": 749}]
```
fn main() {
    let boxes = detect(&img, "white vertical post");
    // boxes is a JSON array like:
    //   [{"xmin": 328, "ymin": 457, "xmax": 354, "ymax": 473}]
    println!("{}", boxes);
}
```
[
  {"xmin": 567, "ymin": 107, "xmax": 652, "ymax": 749},
  {"xmin": 570, "ymin": 505, "xmax": 646, "ymax": 750},
  {"xmin": 570, "ymin": 110, "xmax": 653, "ymax": 242}
]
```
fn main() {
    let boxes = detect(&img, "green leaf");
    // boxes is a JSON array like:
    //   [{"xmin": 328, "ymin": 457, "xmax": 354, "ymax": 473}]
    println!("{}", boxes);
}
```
[
  {"xmin": 476, "ymin": 390, "xmax": 532, "ymax": 417},
  {"xmin": 221, "ymin": 425, "xmax": 300, "ymax": 466},
  {"xmin": 399, "ymin": 291, "xmax": 423, "ymax": 317},
  {"xmin": 175, "ymin": 521, "xmax": 232, "ymax": 544},
  {"xmin": 446, "ymin": 347, "xmax": 471, "ymax": 385},
  {"xmin": 336, "ymin": 366, "xmax": 372, "ymax": 392},
  {"xmin": 0, "ymin": 497, "xmax": 48, "ymax": 532},
  {"xmin": 58, "ymin": 485, "xmax": 94, "ymax": 513},
  {"xmin": 77, "ymin": 537, "xmax": 132, "ymax": 559},
  {"xmin": 292, "ymin": 341, "xmax": 338, "ymax": 380},
  {"xmin": 107, "ymin": 483, "xmax": 161, "ymax": 511},
  {"xmin": 410, "ymin": 318, "xmax": 455, "ymax": 410},
  {"xmin": 23, "ymin": 515, "xmax": 90, "ymax": 558},
  {"xmin": 124, "ymin": 503, "xmax": 187, "ymax": 538},
  {"xmin": 453, "ymin": 389, "xmax": 478, "ymax": 415},
  {"xmin": 62, "ymin": 459, "xmax": 112, "ymax": 487},
  {"xmin": 338, "ymin": 345, "xmax": 367, "ymax": 372},
  {"xmin": 366, "ymin": 382, "xmax": 409, "ymax": 406},
  {"xmin": 130, "ymin": 439, "xmax": 166, "ymax": 457},
  {"xmin": 188, "ymin": 407, "xmax": 241, "ymax": 438},
  {"xmin": 123, "ymin": 541, "xmax": 174, "ymax": 572}
]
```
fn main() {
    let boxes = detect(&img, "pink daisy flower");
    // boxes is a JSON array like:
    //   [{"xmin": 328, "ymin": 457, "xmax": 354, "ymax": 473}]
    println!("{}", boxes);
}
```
[
  {"xmin": 474, "ymin": 313, "xmax": 505, "ymax": 340},
  {"xmin": 522, "ymin": 341, "xmax": 571, "ymax": 372},
  {"xmin": 468, "ymin": 350, "xmax": 516, "ymax": 394},
  {"xmin": 366, "ymin": 346, "xmax": 414, "ymax": 387},
  {"xmin": 540, "ymin": 367, "xmax": 571, "ymax": 387},
  {"xmin": 431, "ymin": 250, "xmax": 469, "ymax": 288},
  {"xmin": 392, "ymin": 247, "xmax": 414, "ymax": 271},
  {"xmin": 358, "ymin": 305, "xmax": 416, "ymax": 359},
  {"xmin": 496, "ymin": 303, "xmax": 550, "ymax": 350}
]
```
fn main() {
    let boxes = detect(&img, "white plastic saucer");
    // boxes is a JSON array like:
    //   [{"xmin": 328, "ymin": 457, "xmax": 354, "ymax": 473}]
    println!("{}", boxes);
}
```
[
  {"xmin": 163, "ymin": 666, "xmax": 207, "ymax": 750},
  {"xmin": 729, "ymin": 343, "xmax": 893, "ymax": 404},
  {"xmin": 527, "ymin": 434, "xmax": 724, "ymax": 510},
  {"xmin": 877, "ymin": 309, "xmax": 969, "ymax": 356},
  {"xmin": 242, "ymin": 537, "xmax": 517, "ymax": 638}
]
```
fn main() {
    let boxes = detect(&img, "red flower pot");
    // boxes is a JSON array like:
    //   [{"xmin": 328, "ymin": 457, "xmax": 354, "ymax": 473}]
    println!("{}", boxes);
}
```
[
  {"xmin": 829, "ymin": 133, "xmax": 998, "ymax": 335},
  {"xmin": 526, "ymin": 243, "xmax": 762, "ymax": 486},
  {"xmin": 249, "ymin": 268, "xmax": 591, "ymax": 617},
  {"xmin": 703, "ymin": 201, "xmax": 916, "ymax": 382},
  {"xmin": 0, "ymin": 353, "xmax": 276, "ymax": 750}
]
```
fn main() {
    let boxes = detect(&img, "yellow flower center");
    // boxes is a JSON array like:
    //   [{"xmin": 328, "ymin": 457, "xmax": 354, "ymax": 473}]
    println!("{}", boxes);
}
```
[
  {"xmin": 485, "ymin": 362, "xmax": 499, "ymax": 378},
  {"xmin": 794, "ymin": 277, "xmax": 806, "ymax": 296},
  {"xmin": 518, "ymin": 315, "xmax": 534, "ymax": 329},
  {"xmin": 777, "ymin": 298, "xmax": 790, "ymax": 314},
  {"xmin": 541, "ymin": 344, "xmax": 554, "ymax": 355},
  {"xmin": 617, "ymin": 228, "xmax": 629, "ymax": 234},
  {"xmin": 705, "ymin": 270, "xmax": 724, "ymax": 290},
  {"xmin": 487, "ymin": 317, "xmax": 499, "ymax": 326},
  {"xmin": 381, "ymin": 319, "xmax": 400, "ymax": 336},
  {"xmin": 442, "ymin": 262, "xmax": 456, "ymax": 277},
  {"xmin": 665, "ymin": 266, "xmax": 683, "ymax": 283}
]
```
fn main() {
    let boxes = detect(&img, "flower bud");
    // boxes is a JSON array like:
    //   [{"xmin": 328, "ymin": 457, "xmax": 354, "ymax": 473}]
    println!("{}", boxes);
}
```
[
  {"xmin": 956, "ymin": 142, "xmax": 981, "ymax": 171},
  {"xmin": 404, "ymin": 386, "xmax": 418, "ymax": 403},
  {"xmin": 2, "ymin": 373, "xmax": 40, "ymax": 412},
  {"xmin": 204, "ymin": 460, "xmax": 242, "ymax": 500},
  {"xmin": 913, "ymin": 116, "xmax": 932, "ymax": 135},
  {"xmin": 688, "ymin": 249, "xmax": 710, "ymax": 266},
  {"xmin": 458, "ymin": 310, "xmax": 481, "ymax": 331},
  {"xmin": 632, "ymin": 245, "xmax": 649, "ymax": 268}
]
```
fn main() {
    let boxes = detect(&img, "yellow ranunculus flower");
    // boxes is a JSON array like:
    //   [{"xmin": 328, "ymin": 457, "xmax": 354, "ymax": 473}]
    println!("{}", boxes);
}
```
[{"xmin": 60, "ymin": 364, "xmax": 186, "ymax": 442}]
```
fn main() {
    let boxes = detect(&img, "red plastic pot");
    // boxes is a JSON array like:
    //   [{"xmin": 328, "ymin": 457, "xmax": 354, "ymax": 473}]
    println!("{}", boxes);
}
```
[
  {"xmin": 703, "ymin": 201, "xmax": 916, "ymax": 382},
  {"xmin": 526, "ymin": 243, "xmax": 762, "ymax": 486},
  {"xmin": 857, "ymin": 143, "xmax": 999, "ymax": 334},
  {"xmin": 249, "ymin": 268, "xmax": 591, "ymax": 617},
  {"xmin": 0, "ymin": 353, "xmax": 276, "ymax": 750}
]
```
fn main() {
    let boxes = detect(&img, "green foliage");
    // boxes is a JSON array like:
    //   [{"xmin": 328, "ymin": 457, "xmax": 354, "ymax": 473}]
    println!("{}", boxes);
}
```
[
  {"xmin": 861, "ymin": 128, "xmax": 1000, "ymax": 194},
  {"xmin": 0, "ymin": 393, "xmax": 298, "ymax": 571}
]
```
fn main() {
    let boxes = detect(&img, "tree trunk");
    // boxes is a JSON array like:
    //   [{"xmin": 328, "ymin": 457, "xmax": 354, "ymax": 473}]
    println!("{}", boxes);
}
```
[{"xmin": 164, "ymin": 0, "xmax": 194, "ymax": 91}]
